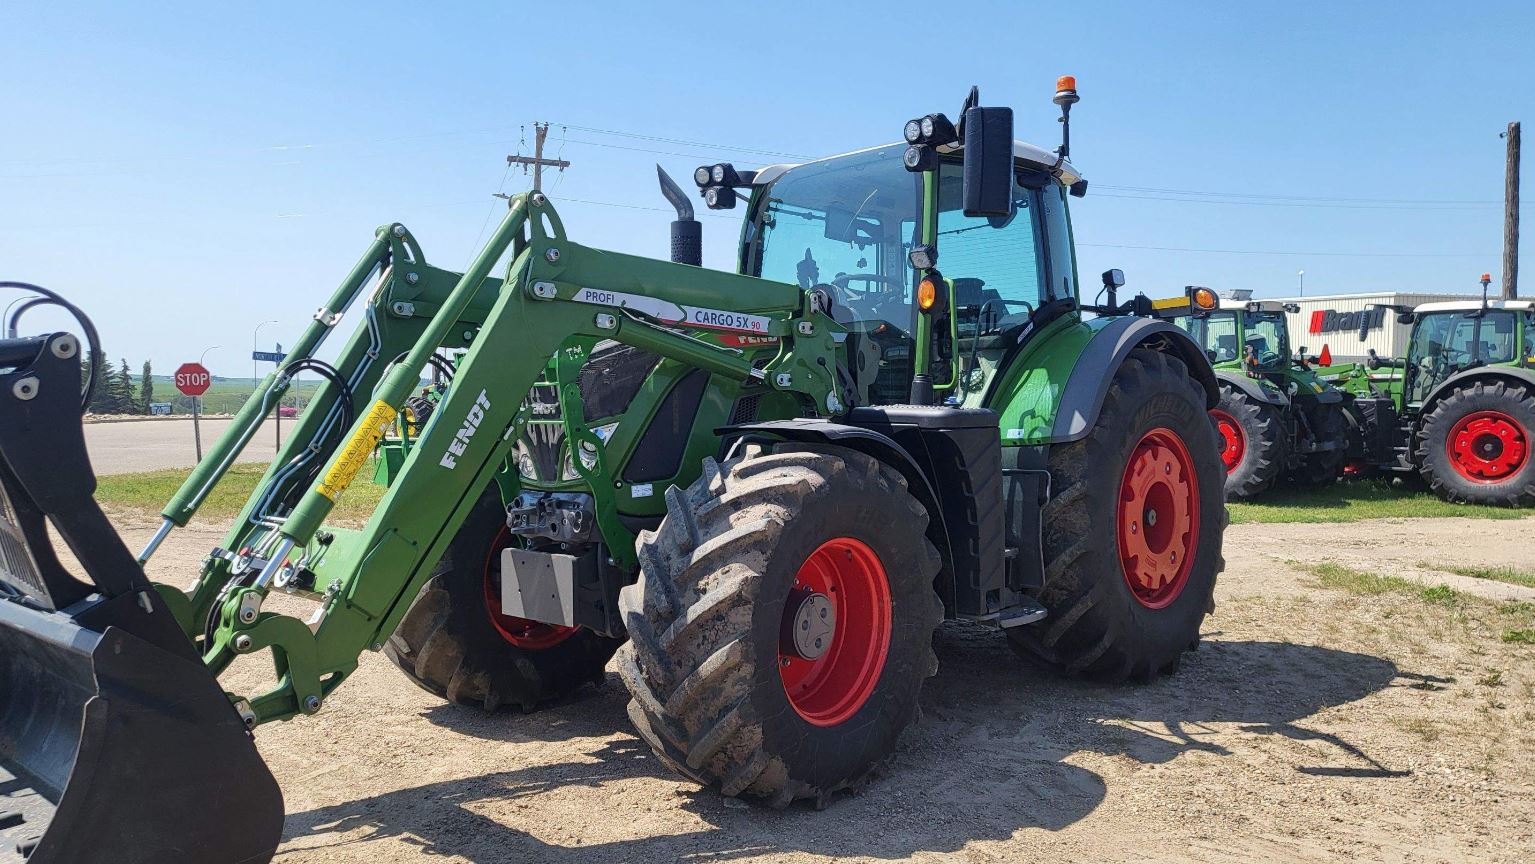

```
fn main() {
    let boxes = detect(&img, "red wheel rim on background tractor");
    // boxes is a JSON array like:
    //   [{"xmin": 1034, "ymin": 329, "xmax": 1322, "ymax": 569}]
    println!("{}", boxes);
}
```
[
  {"xmin": 1210, "ymin": 409, "xmax": 1244, "ymax": 474},
  {"xmin": 778, "ymin": 537, "xmax": 892, "ymax": 727},
  {"xmin": 1117, "ymin": 428, "xmax": 1201, "ymax": 610},
  {"xmin": 482, "ymin": 527, "xmax": 579, "ymax": 650},
  {"xmin": 1446, "ymin": 410, "xmax": 1529, "ymax": 484}
]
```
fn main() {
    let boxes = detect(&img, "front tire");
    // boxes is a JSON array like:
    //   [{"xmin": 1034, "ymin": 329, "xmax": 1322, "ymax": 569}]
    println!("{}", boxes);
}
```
[
  {"xmin": 1008, "ymin": 348, "xmax": 1226, "ymax": 681},
  {"xmin": 385, "ymin": 486, "xmax": 625, "ymax": 712},
  {"xmin": 616, "ymin": 444, "xmax": 943, "ymax": 807},
  {"xmin": 1417, "ymin": 380, "xmax": 1535, "ymax": 507},
  {"xmin": 1211, "ymin": 382, "xmax": 1285, "ymax": 499}
]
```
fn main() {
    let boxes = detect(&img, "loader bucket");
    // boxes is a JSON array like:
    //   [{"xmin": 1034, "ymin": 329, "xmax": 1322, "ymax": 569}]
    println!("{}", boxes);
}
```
[{"xmin": 0, "ymin": 329, "xmax": 284, "ymax": 863}]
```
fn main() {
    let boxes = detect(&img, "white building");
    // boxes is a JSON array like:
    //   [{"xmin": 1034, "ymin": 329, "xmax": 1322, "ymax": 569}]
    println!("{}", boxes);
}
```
[{"xmin": 1269, "ymin": 292, "xmax": 1479, "ymax": 364}]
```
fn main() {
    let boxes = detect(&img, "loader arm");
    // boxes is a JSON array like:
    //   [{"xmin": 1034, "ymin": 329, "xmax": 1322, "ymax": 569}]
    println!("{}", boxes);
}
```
[{"xmin": 155, "ymin": 193, "xmax": 845, "ymax": 725}]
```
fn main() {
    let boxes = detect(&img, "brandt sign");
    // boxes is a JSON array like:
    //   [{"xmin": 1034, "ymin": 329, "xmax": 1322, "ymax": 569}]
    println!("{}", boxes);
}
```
[{"xmin": 1309, "ymin": 307, "xmax": 1387, "ymax": 335}]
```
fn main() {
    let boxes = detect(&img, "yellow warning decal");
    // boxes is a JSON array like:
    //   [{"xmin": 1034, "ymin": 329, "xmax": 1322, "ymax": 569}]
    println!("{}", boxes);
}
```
[
  {"xmin": 316, "ymin": 400, "xmax": 397, "ymax": 501},
  {"xmin": 1151, "ymin": 296, "xmax": 1192, "ymax": 310}
]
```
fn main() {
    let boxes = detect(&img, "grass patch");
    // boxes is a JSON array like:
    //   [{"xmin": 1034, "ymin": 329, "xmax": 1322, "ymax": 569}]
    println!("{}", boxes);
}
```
[
  {"xmin": 1227, "ymin": 479, "xmax": 1531, "ymax": 524},
  {"xmin": 1299, "ymin": 561, "xmax": 1535, "ymax": 648},
  {"xmin": 1425, "ymin": 563, "xmax": 1535, "ymax": 590},
  {"xmin": 96, "ymin": 462, "xmax": 384, "ymax": 523},
  {"xmin": 1301, "ymin": 561, "xmax": 1467, "ymax": 607}
]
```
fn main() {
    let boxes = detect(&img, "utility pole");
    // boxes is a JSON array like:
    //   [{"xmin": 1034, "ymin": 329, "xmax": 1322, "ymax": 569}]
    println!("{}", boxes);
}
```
[
  {"xmin": 506, "ymin": 122, "xmax": 570, "ymax": 192},
  {"xmin": 1503, "ymin": 121, "xmax": 1520, "ymax": 300}
]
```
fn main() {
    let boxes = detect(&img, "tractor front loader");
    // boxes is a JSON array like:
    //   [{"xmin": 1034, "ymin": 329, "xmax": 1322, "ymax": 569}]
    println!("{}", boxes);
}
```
[{"xmin": 0, "ymin": 79, "xmax": 1226, "ymax": 860}]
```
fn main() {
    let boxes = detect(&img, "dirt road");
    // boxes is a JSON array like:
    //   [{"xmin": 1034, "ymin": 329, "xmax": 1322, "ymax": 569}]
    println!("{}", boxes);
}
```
[
  {"xmin": 84, "ymin": 417, "xmax": 283, "ymax": 474},
  {"xmin": 119, "ymin": 513, "xmax": 1533, "ymax": 863}
]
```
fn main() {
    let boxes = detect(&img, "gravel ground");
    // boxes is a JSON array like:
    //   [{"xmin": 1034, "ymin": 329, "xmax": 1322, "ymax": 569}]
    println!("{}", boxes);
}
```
[{"xmin": 109, "ymin": 513, "xmax": 1535, "ymax": 863}]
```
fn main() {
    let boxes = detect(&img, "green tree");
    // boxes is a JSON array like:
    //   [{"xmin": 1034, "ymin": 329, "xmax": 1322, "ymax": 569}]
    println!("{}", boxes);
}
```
[
  {"xmin": 105, "ymin": 358, "xmax": 135, "ymax": 414},
  {"xmin": 84, "ymin": 350, "xmax": 111, "ymax": 413},
  {"xmin": 139, "ymin": 360, "xmax": 154, "ymax": 413}
]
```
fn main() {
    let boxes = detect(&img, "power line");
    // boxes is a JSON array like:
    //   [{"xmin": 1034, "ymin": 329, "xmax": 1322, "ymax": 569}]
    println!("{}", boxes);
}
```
[
  {"xmin": 1090, "ymin": 192, "xmax": 1496, "ymax": 211},
  {"xmin": 1076, "ymin": 241, "xmax": 1485, "ymax": 258},
  {"xmin": 557, "ymin": 124, "xmax": 811, "ymax": 160},
  {"xmin": 1093, "ymin": 183, "xmax": 1500, "ymax": 206}
]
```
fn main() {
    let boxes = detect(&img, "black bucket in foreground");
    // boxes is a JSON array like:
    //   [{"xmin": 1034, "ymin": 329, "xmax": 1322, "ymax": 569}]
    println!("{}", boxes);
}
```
[
  {"xmin": 0, "ymin": 321, "xmax": 284, "ymax": 863},
  {"xmin": 0, "ymin": 599, "xmax": 284, "ymax": 864}
]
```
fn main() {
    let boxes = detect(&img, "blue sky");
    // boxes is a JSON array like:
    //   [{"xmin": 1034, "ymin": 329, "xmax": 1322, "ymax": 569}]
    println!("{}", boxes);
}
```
[{"xmin": 3, "ymin": 1, "xmax": 1530, "ymax": 376}]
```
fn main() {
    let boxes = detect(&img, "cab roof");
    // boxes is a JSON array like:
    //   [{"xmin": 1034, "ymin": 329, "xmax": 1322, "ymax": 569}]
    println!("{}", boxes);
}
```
[
  {"xmin": 1415, "ymin": 299, "xmax": 1534, "ymax": 313},
  {"xmin": 752, "ymin": 140, "xmax": 1082, "ymax": 187}
]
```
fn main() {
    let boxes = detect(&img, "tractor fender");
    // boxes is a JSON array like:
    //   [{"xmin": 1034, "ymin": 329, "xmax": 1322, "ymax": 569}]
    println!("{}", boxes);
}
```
[
  {"xmin": 1216, "ymin": 370, "xmax": 1289, "ymax": 408},
  {"xmin": 1050, "ymin": 317, "xmax": 1220, "ymax": 442},
  {"xmin": 719, "ymin": 417, "xmax": 957, "ymax": 610},
  {"xmin": 1421, "ymin": 365, "xmax": 1535, "ymax": 418},
  {"xmin": 718, "ymin": 419, "xmax": 941, "ymax": 521}
]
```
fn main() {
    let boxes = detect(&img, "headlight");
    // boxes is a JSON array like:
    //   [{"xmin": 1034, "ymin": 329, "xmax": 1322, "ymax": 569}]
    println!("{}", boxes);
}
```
[
  {"xmin": 577, "ymin": 439, "xmax": 599, "ymax": 471},
  {"xmin": 903, "ymin": 119, "xmax": 922, "ymax": 144},
  {"xmin": 693, "ymin": 166, "xmax": 712, "ymax": 187},
  {"xmin": 561, "ymin": 449, "xmax": 582, "ymax": 481},
  {"xmin": 514, "ymin": 441, "xmax": 538, "ymax": 480},
  {"xmin": 710, "ymin": 164, "xmax": 726, "ymax": 184},
  {"xmin": 920, "ymin": 116, "xmax": 935, "ymax": 139}
]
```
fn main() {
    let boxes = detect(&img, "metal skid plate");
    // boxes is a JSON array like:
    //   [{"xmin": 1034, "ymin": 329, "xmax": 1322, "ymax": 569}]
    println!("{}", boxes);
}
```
[{"xmin": 500, "ymin": 547, "xmax": 590, "ymax": 627}]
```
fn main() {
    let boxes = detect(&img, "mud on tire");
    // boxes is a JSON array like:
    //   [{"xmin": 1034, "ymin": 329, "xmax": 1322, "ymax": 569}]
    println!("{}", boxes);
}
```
[
  {"xmin": 385, "ymin": 486, "xmax": 624, "ymax": 712},
  {"xmin": 1008, "ymin": 348, "xmax": 1227, "ymax": 681},
  {"xmin": 1416, "ymin": 379, "xmax": 1535, "ymax": 507},
  {"xmin": 616, "ymin": 444, "xmax": 943, "ymax": 807}
]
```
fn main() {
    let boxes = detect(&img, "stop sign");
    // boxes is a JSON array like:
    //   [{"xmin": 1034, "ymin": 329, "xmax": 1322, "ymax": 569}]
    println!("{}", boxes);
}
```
[{"xmin": 174, "ymin": 363, "xmax": 211, "ymax": 397}]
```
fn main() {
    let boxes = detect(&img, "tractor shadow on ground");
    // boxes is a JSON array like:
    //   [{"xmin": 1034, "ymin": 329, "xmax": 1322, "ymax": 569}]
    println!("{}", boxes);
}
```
[{"xmin": 281, "ymin": 629, "xmax": 1412, "ymax": 863}]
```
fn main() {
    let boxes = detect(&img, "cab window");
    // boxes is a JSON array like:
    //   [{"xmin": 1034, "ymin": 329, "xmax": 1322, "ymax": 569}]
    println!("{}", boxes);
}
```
[
  {"xmin": 1244, "ymin": 312, "xmax": 1288, "ymax": 371},
  {"xmin": 1175, "ymin": 312, "xmax": 1242, "ymax": 364}
]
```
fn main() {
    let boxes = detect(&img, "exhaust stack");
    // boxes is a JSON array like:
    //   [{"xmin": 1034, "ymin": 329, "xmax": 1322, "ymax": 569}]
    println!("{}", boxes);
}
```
[{"xmin": 656, "ymin": 165, "xmax": 702, "ymax": 266}]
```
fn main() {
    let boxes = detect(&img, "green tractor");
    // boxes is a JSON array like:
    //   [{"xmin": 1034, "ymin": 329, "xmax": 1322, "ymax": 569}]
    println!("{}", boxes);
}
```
[
  {"xmin": 1157, "ymin": 287, "xmax": 1349, "ymax": 498},
  {"xmin": 1326, "ymin": 286, "xmax": 1535, "ymax": 506},
  {"xmin": 0, "ymin": 80, "xmax": 1226, "ymax": 863}
]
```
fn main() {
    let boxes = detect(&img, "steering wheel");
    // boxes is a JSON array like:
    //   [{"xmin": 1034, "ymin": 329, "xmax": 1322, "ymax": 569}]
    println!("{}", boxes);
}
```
[{"xmin": 832, "ymin": 273, "xmax": 902, "ymax": 299}]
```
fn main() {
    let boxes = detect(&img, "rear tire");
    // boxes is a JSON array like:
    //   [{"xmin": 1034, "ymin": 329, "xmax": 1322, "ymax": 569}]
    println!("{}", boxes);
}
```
[
  {"xmin": 385, "ymin": 486, "xmax": 624, "ymax": 712},
  {"xmin": 1211, "ymin": 382, "xmax": 1284, "ymax": 499},
  {"xmin": 1008, "ymin": 348, "xmax": 1226, "ymax": 681},
  {"xmin": 617, "ymin": 444, "xmax": 943, "ymax": 807},
  {"xmin": 1416, "ymin": 380, "xmax": 1535, "ymax": 507}
]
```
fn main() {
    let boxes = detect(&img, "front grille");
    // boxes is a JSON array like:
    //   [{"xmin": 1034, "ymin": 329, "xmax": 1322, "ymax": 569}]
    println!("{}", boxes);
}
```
[{"xmin": 578, "ymin": 342, "xmax": 660, "ymax": 422}]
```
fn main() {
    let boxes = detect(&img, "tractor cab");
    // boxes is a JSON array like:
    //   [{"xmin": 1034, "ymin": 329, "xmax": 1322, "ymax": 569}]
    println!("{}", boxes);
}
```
[
  {"xmin": 734, "ymin": 139, "xmax": 1084, "ymax": 408},
  {"xmin": 1161, "ymin": 290, "xmax": 1300, "ymax": 377},
  {"xmin": 1400, "ymin": 300, "xmax": 1535, "ymax": 406}
]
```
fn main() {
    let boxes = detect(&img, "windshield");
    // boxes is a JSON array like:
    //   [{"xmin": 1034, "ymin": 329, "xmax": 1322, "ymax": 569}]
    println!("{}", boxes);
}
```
[
  {"xmin": 746, "ymin": 144, "xmax": 1058, "ymax": 406},
  {"xmin": 1173, "ymin": 311, "xmax": 1241, "ymax": 364},
  {"xmin": 1173, "ymin": 309, "xmax": 1286, "ymax": 371},
  {"xmin": 1244, "ymin": 311, "xmax": 1288, "ymax": 371},
  {"xmin": 747, "ymin": 144, "xmax": 918, "ymax": 331},
  {"xmin": 1407, "ymin": 310, "xmax": 1519, "ymax": 402}
]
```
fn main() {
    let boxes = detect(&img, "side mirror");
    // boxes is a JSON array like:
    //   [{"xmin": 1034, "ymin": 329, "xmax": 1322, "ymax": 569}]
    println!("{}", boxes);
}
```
[
  {"xmin": 1297, "ymin": 346, "xmax": 1308, "ymax": 356},
  {"xmin": 962, "ymin": 106, "xmax": 1014, "ymax": 217},
  {"xmin": 1397, "ymin": 312, "xmax": 1415, "ymax": 325},
  {"xmin": 1101, "ymin": 269, "xmax": 1125, "ymax": 289}
]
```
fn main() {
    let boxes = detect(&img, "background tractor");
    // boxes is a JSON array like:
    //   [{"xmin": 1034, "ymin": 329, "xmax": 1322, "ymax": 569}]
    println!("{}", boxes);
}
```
[
  {"xmin": 1157, "ymin": 287, "xmax": 1349, "ymax": 498},
  {"xmin": 0, "ymin": 80, "xmax": 1225, "ymax": 863},
  {"xmin": 1326, "ymin": 285, "xmax": 1534, "ymax": 506}
]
